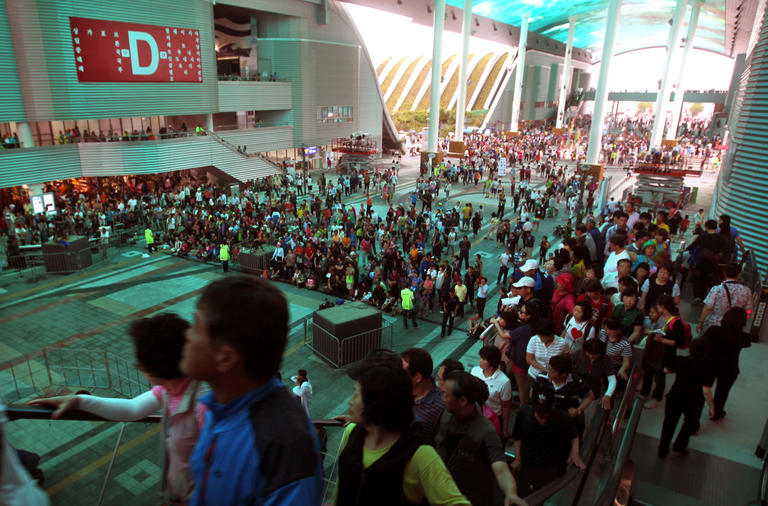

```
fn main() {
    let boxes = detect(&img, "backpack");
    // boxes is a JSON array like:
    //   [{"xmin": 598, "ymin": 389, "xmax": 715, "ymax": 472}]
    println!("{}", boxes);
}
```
[{"xmin": 666, "ymin": 316, "xmax": 693, "ymax": 350}]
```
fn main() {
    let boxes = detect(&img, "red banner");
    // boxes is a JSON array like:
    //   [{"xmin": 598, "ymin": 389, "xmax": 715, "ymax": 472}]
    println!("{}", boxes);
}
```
[{"xmin": 69, "ymin": 17, "xmax": 203, "ymax": 83}]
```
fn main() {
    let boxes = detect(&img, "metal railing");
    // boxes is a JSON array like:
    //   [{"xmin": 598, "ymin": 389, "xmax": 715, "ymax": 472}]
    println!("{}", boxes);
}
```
[
  {"xmin": 1, "ymin": 348, "xmax": 151, "ymax": 403},
  {"xmin": 217, "ymin": 74, "xmax": 288, "ymax": 83},
  {"xmin": 4, "ymin": 405, "xmax": 345, "ymax": 506},
  {"xmin": 594, "ymin": 397, "xmax": 644, "ymax": 506},
  {"xmin": 205, "ymin": 128, "xmax": 247, "ymax": 158},
  {"xmin": 3, "ymin": 230, "xmax": 142, "ymax": 283},
  {"xmin": 522, "ymin": 406, "xmax": 609, "ymax": 505},
  {"xmin": 522, "ymin": 345, "xmax": 645, "ymax": 505},
  {"xmin": 303, "ymin": 318, "xmax": 393, "ymax": 368},
  {"xmin": 203, "ymin": 128, "xmax": 287, "ymax": 173}
]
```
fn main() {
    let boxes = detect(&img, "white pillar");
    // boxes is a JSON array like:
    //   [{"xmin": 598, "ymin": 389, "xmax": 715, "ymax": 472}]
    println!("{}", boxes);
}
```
[
  {"xmin": 205, "ymin": 113, "xmax": 214, "ymax": 132},
  {"xmin": 586, "ymin": 0, "xmax": 623, "ymax": 166},
  {"xmin": 16, "ymin": 121, "xmax": 34, "ymax": 148},
  {"xmin": 649, "ymin": 0, "xmax": 688, "ymax": 147},
  {"xmin": 509, "ymin": 14, "xmax": 529, "ymax": 132},
  {"xmin": 666, "ymin": 0, "xmax": 703, "ymax": 140},
  {"xmin": 556, "ymin": 17, "xmax": 577, "ymax": 129},
  {"xmin": 454, "ymin": 0, "xmax": 473, "ymax": 141},
  {"xmin": 427, "ymin": 0, "xmax": 446, "ymax": 154},
  {"xmin": 597, "ymin": 175, "xmax": 613, "ymax": 212}
]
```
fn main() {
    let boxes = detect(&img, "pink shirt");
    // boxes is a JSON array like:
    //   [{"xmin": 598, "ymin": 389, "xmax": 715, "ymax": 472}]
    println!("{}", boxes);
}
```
[{"xmin": 151, "ymin": 379, "xmax": 207, "ymax": 503}]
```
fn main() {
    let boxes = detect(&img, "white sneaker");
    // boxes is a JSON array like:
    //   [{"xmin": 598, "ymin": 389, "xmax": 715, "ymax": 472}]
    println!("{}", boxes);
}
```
[{"xmin": 644, "ymin": 399, "xmax": 663, "ymax": 409}]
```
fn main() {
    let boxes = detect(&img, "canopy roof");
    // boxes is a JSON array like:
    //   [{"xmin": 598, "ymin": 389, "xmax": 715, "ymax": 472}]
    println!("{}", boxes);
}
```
[{"xmin": 445, "ymin": 0, "xmax": 729, "ymax": 55}]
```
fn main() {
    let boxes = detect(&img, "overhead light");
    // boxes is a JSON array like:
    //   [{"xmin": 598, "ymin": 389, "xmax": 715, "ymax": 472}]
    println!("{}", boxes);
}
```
[
  {"xmin": 427, "ymin": 5, "xmax": 432, "ymax": 14},
  {"xmin": 451, "ymin": 11, "xmax": 456, "ymax": 20}
]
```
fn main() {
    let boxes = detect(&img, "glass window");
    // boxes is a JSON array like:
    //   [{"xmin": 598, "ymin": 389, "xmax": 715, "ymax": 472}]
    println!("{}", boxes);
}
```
[{"xmin": 318, "ymin": 105, "xmax": 354, "ymax": 124}]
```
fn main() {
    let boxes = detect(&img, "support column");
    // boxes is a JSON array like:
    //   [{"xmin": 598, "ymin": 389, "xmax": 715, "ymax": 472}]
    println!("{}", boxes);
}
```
[
  {"xmin": 16, "ymin": 121, "xmax": 34, "ymax": 148},
  {"xmin": 586, "ymin": 0, "xmax": 623, "ymax": 165},
  {"xmin": 649, "ymin": 0, "xmax": 687, "ymax": 147},
  {"xmin": 509, "ymin": 13, "xmax": 529, "ymax": 132},
  {"xmin": 454, "ymin": 0, "xmax": 472, "ymax": 141},
  {"xmin": 427, "ymin": 0, "xmax": 446, "ymax": 156},
  {"xmin": 666, "ymin": 0, "xmax": 703, "ymax": 140},
  {"xmin": 205, "ymin": 113, "xmax": 214, "ymax": 132},
  {"xmin": 556, "ymin": 16, "xmax": 577, "ymax": 129}
]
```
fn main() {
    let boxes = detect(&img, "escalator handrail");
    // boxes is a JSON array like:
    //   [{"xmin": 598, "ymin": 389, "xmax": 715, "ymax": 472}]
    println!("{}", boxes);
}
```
[
  {"xmin": 4, "ymin": 405, "xmax": 345, "ymax": 428},
  {"xmin": 611, "ymin": 346, "xmax": 645, "ymax": 437},
  {"xmin": 594, "ymin": 397, "xmax": 644, "ymax": 506},
  {"xmin": 522, "ymin": 347, "xmax": 645, "ymax": 505},
  {"xmin": 522, "ymin": 406, "xmax": 609, "ymax": 505}
]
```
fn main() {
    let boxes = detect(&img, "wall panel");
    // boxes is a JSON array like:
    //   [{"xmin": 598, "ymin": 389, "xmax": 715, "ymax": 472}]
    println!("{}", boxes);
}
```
[
  {"xmin": 6, "ymin": 0, "xmax": 218, "ymax": 121},
  {"xmin": 0, "ymin": 0, "xmax": 25, "ymax": 121},
  {"xmin": 217, "ymin": 81, "xmax": 292, "ymax": 112}
]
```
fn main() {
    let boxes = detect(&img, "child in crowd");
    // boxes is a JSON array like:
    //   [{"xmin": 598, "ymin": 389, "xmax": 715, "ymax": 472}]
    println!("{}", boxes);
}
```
[
  {"xmin": 539, "ymin": 236, "xmax": 550, "ymax": 265},
  {"xmin": 599, "ymin": 317, "xmax": 633, "ymax": 382},
  {"xmin": 635, "ymin": 241, "xmax": 657, "ymax": 276}
]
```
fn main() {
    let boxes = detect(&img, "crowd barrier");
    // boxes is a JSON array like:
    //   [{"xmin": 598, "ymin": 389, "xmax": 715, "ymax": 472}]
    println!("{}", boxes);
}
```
[{"xmin": 303, "ymin": 319, "xmax": 393, "ymax": 369}]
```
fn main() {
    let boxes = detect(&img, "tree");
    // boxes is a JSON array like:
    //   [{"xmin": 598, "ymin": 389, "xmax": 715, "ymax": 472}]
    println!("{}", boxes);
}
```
[
  {"xmin": 637, "ymin": 102, "xmax": 653, "ymax": 113},
  {"xmin": 689, "ymin": 103, "xmax": 704, "ymax": 116}
]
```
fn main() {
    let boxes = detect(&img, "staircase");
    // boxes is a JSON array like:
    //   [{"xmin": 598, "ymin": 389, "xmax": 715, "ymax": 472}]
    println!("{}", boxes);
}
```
[{"xmin": 205, "ymin": 129, "xmax": 285, "ymax": 182}]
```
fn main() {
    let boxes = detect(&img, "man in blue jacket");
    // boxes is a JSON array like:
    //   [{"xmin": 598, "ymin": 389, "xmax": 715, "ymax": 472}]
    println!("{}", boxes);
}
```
[{"xmin": 181, "ymin": 276, "xmax": 323, "ymax": 505}]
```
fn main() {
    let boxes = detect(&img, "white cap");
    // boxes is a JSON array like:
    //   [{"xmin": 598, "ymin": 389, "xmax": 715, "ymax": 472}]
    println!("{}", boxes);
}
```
[
  {"xmin": 512, "ymin": 276, "xmax": 535, "ymax": 288},
  {"xmin": 520, "ymin": 259, "xmax": 539, "ymax": 272}
]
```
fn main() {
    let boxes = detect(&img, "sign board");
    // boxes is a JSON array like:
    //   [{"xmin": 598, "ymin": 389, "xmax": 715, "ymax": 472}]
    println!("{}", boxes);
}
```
[
  {"xmin": 498, "ymin": 157, "xmax": 507, "ymax": 177},
  {"xmin": 749, "ymin": 285, "xmax": 768, "ymax": 340},
  {"xmin": 661, "ymin": 139, "xmax": 678, "ymax": 148},
  {"xmin": 43, "ymin": 192, "xmax": 56, "ymax": 213},
  {"xmin": 304, "ymin": 146, "xmax": 317, "ymax": 156},
  {"xmin": 581, "ymin": 163, "xmax": 604, "ymax": 181},
  {"xmin": 69, "ymin": 17, "xmax": 202, "ymax": 83},
  {"xmin": 31, "ymin": 195, "xmax": 44, "ymax": 214}
]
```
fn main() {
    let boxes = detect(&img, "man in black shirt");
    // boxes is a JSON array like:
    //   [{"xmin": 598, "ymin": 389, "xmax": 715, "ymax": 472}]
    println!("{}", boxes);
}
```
[
  {"xmin": 701, "ymin": 307, "xmax": 751, "ymax": 421},
  {"xmin": 459, "ymin": 236, "xmax": 472, "ymax": 270},
  {"xmin": 658, "ymin": 338, "xmax": 715, "ymax": 457},
  {"xmin": 533, "ymin": 354, "xmax": 594, "ymax": 436},
  {"xmin": 441, "ymin": 291, "xmax": 459, "ymax": 338},
  {"xmin": 686, "ymin": 219, "xmax": 730, "ymax": 300},
  {"xmin": 512, "ymin": 384, "xmax": 585, "ymax": 495}
]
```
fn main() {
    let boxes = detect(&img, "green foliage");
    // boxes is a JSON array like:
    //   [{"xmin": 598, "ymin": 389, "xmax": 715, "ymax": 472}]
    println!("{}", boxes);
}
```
[
  {"xmin": 689, "ymin": 102, "xmax": 704, "ymax": 115},
  {"xmin": 637, "ymin": 102, "xmax": 653, "ymax": 113},
  {"xmin": 392, "ymin": 108, "xmax": 484, "ymax": 136}
]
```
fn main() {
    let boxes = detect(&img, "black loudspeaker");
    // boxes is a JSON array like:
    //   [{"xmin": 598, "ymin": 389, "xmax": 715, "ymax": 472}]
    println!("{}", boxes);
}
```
[{"xmin": 312, "ymin": 302, "xmax": 383, "ymax": 367}]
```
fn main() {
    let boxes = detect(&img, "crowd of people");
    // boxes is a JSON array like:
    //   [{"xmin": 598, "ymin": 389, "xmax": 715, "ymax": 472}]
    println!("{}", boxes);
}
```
[
  {"xmin": 54, "ymin": 123, "xmax": 200, "ymax": 144},
  {"xmin": 1, "ymin": 116, "xmax": 756, "ymax": 504}
]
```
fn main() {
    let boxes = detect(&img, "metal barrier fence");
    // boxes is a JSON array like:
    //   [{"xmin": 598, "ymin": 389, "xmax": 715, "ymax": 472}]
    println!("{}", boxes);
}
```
[
  {"xmin": 1, "ymin": 348, "xmax": 151, "ymax": 403},
  {"xmin": 5, "ymin": 410, "xmax": 344, "ymax": 506},
  {"xmin": 2, "ymin": 226, "xmax": 143, "ymax": 282},
  {"xmin": 303, "ymin": 319, "xmax": 393, "ymax": 368}
]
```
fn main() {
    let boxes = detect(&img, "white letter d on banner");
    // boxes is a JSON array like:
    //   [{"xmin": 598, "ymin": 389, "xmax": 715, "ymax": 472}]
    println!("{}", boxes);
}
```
[{"xmin": 128, "ymin": 31, "xmax": 159, "ymax": 76}]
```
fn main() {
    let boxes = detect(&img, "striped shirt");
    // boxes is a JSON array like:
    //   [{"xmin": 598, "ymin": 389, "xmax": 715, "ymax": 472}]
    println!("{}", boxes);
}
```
[
  {"xmin": 599, "ymin": 331, "xmax": 633, "ymax": 368},
  {"xmin": 526, "ymin": 335, "xmax": 570, "ymax": 378},
  {"xmin": 413, "ymin": 384, "xmax": 446, "ymax": 440}
]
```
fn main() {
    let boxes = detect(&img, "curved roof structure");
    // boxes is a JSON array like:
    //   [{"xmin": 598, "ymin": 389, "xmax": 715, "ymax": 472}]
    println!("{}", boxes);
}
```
[{"xmin": 445, "ymin": 0, "xmax": 742, "ymax": 56}]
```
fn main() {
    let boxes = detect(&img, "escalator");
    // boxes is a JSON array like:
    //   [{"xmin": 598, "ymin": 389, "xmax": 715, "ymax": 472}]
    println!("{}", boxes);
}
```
[{"xmin": 517, "ymin": 348, "xmax": 646, "ymax": 506}]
